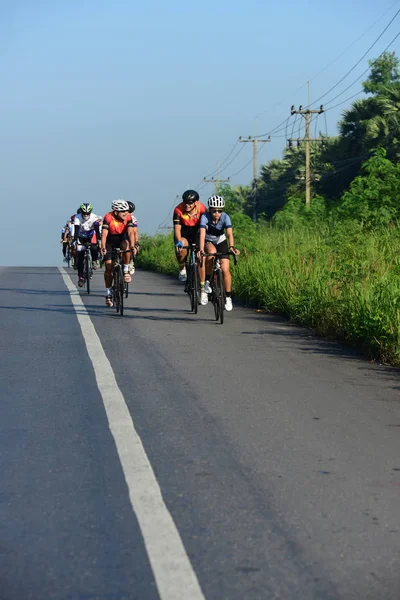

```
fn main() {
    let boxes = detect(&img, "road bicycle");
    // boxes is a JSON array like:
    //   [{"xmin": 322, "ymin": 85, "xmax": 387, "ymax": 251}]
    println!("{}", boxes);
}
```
[
  {"xmin": 82, "ymin": 242, "xmax": 93, "ymax": 294},
  {"xmin": 182, "ymin": 243, "xmax": 199, "ymax": 313},
  {"xmin": 110, "ymin": 247, "xmax": 134, "ymax": 316},
  {"xmin": 62, "ymin": 241, "xmax": 71, "ymax": 268},
  {"xmin": 201, "ymin": 251, "xmax": 238, "ymax": 324}
]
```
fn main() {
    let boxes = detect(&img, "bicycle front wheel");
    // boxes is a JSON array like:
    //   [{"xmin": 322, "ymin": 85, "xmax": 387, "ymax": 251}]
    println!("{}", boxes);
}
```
[
  {"xmin": 85, "ymin": 252, "xmax": 91, "ymax": 294},
  {"xmin": 192, "ymin": 265, "xmax": 199, "ymax": 314},
  {"xmin": 216, "ymin": 270, "xmax": 224, "ymax": 325},
  {"xmin": 119, "ymin": 274, "xmax": 124, "ymax": 316},
  {"xmin": 113, "ymin": 268, "xmax": 121, "ymax": 313}
]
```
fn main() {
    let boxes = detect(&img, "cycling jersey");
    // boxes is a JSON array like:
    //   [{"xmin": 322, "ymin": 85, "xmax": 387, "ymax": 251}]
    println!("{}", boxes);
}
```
[
  {"xmin": 72, "ymin": 213, "xmax": 102, "ymax": 240},
  {"xmin": 102, "ymin": 212, "xmax": 135, "ymax": 235},
  {"xmin": 173, "ymin": 202, "xmax": 207, "ymax": 230},
  {"xmin": 199, "ymin": 212, "xmax": 232, "ymax": 244}
]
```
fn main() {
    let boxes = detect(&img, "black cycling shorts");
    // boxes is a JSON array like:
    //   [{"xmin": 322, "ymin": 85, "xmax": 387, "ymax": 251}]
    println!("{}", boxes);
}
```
[
  {"xmin": 205, "ymin": 238, "xmax": 230, "ymax": 258},
  {"xmin": 104, "ymin": 233, "xmax": 129, "ymax": 262}
]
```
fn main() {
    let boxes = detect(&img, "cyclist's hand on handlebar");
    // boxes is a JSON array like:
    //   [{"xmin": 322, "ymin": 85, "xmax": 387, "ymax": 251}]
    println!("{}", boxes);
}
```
[
  {"xmin": 230, "ymin": 246, "xmax": 240, "ymax": 256},
  {"xmin": 175, "ymin": 240, "xmax": 183, "ymax": 253},
  {"xmin": 101, "ymin": 246, "xmax": 107, "ymax": 255}
]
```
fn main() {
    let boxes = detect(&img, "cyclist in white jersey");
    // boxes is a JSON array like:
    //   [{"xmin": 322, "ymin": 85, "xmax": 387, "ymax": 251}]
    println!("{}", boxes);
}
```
[{"xmin": 72, "ymin": 203, "xmax": 102, "ymax": 287}]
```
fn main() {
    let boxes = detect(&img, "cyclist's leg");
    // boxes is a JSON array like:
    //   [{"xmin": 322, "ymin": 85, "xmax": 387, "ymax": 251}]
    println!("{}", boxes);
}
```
[
  {"xmin": 76, "ymin": 239, "xmax": 86, "ymax": 285},
  {"xmin": 204, "ymin": 242, "xmax": 216, "ymax": 294},
  {"xmin": 175, "ymin": 235, "xmax": 189, "ymax": 281},
  {"xmin": 91, "ymin": 242, "xmax": 99, "ymax": 269},
  {"xmin": 103, "ymin": 239, "xmax": 115, "ymax": 305},
  {"xmin": 218, "ymin": 239, "xmax": 233, "ymax": 311},
  {"xmin": 120, "ymin": 239, "xmax": 131, "ymax": 283}
]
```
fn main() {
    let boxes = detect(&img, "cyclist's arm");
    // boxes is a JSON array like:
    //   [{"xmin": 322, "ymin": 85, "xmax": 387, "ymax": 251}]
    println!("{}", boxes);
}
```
[
  {"xmin": 173, "ymin": 222, "xmax": 182, "ymax": 244},
  {"xmin": 198, "ymin": 226, "xmax": 206, "ymax": 253},
  {"xmin": 73, "ymin": 217, "xmax": 81, "ymax": 241},
  {"xmin": 226, "ymin": 226, "xmax": 234, "ymax": 249},
  {"xmin": 101, "ymin": 224, "xmax": 109, "ymax": 251},
  {"xmin": 127, "ymin": 223, "xmax": 136, "ymax": 248},
  {"xmin": 94, "ymin": 221, "xmax": 101, "ymax": 240}
]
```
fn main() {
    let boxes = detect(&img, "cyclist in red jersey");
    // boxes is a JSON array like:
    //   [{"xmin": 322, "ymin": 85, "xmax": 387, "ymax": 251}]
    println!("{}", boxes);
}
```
[
  {"xmin": 101, "ymin": 199, "xmax": 137, "ymax": 307},
  {"xmin": 173, "ymin": 190, "xmax": 207, "ymax": 299}
]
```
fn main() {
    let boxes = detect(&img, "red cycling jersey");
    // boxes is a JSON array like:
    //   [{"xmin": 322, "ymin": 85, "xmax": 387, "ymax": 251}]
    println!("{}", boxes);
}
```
[
  {"xmin": 102, "ymin": 212, "xmax": 134, "ymax": 235},
  {"xmin": 173, "ymin": 202, "xmax": 207, "ymax": 229}
]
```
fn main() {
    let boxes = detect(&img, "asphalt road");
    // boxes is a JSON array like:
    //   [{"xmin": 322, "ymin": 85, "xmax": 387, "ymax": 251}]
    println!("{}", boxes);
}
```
[{"xmin": 1, "ymin": 266, "xmax": 400, "ymax": 600}]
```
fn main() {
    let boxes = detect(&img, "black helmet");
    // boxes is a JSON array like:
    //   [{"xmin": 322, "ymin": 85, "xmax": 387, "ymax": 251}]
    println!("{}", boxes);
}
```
[
  {"xmin": 182, "ymin": 189, "xmax": 199, "ymax": 203},
  {"xmin": 127, "ymin": 201, "xmax": 135, "ymax": 213},
  {"xmin": 76, "ymin": 207, "xmax": 82, "ymax": 214}
]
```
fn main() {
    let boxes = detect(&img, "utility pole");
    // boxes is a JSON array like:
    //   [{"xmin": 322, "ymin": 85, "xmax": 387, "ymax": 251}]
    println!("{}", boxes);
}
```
[
  {"xmin": 289, "ymin": 85, "xmax": 325, "ymax": 207},
  {"xmin": 203, "ymin": 176, "xmax": 230, "ymax": 194},
  {"xmin": 158, "ymin": 195, "xmax": 180, "ymax": 232},
  {"xmin": 239, "ymin": 135, "xmax": 271, "ymax": 222}
]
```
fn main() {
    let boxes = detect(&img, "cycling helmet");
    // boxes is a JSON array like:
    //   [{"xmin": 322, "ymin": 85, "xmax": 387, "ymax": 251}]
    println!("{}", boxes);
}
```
[
  {"xmin": 80, "ymin": 203, "xmax": 93, "ymax": 214},
  {"xmin": 112, "ymin": 199, "xmax": 129, "ymax": 212},
  {"xmin": 76, "ymin": 207, "xmax": 82, "ymax": 215},
  {"xmin": 127, "ymin": 201, "xmax": 135, "ymax": 213},
  {"xmin": 182, "ymin": 189, "xmax": 199, "ymax": 203},
  {"xmin": 208, "ymin": 195, "xmax": 225, "ymax": 209}
]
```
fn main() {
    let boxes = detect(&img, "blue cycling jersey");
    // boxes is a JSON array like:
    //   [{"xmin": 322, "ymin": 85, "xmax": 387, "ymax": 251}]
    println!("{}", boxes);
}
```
[{"xmin": 199, "ymin": 212, "xmax": 232, "ymax": 244}]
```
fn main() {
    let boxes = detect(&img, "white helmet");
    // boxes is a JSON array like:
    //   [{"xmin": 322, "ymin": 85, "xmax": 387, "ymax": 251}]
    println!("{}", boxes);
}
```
[
  {"xmin": 208, "ymin": 195, "xmax": 225, "ymax": 209},
  {"xmin": 112, "ymin": 199, "xmax": 129, "ymax": 212}
]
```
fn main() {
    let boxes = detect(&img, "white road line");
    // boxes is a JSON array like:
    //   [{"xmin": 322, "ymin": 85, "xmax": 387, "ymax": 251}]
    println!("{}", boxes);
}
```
[{"xmin": 59, "ymin": 268, "xmax": 206, "ymax": 600}]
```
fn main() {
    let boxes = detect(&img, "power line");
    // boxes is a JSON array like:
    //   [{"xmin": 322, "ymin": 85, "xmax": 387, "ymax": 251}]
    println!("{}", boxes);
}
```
[
  {"xmin": 310, "ymin": 10, "xmax": 400, "ymax": 108},
  {"xmin": 323, "ymin": 30, "xmax": 400, "ymax": 108},
  {"xmin": 308, "ymin": 0, "xmax": 400, "ymax": 86}
]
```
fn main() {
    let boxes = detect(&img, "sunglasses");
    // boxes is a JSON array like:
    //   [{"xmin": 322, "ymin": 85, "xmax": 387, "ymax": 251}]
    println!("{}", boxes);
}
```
[{"xmin": 210, "ymin": 209, "xmax": 222, "ymax": 213}]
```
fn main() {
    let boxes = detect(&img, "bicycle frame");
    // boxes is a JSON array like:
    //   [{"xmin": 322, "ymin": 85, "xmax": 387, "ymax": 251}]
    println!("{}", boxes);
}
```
[
  {"xmin": 201, "ymin": 251, "xmax": 238, "ymax": 324},
  {"xmin": 182, "ymin": 243, "xmax": 199, "ymax": 313},
  {"xmin": 110, "ymin": 247, "xmax": 130, "ymax": 316},
  {"xmin": 82, "ymin": 243, "xmax": 93, "ymax": 294}
]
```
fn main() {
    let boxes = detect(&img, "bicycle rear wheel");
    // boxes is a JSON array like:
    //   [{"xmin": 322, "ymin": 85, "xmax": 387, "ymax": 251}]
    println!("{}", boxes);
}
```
[{"xmin": 65, "ymin": 246, "xmax": 71, "ymax": 268}]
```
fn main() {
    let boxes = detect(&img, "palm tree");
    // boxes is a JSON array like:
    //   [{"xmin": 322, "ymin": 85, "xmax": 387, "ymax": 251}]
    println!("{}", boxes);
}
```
[{"xmin": 366, "ymin": 84, "xmax": 400, "ymax": 159}]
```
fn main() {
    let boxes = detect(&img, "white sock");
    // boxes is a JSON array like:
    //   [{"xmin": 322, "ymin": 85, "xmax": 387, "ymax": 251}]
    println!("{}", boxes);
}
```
[
  {"xmin": 123, "ymin": 265, "xmax": 129, "ymax": 272},
  {"xmin": 106, "ymin": 288, "xmax": 112, "ymax": 295}
]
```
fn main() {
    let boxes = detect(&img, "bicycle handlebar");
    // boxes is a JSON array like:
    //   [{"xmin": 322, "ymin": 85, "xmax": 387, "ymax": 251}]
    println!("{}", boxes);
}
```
[{"xmin": 200, "ymin": 251, "xmax": 238, "ymax": 267}]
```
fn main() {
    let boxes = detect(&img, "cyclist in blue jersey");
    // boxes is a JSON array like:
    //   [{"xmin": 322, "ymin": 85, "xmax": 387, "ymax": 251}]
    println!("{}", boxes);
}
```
[{"xmin": 198, "ymin": 195, "xmax": 240, "ymax": 311}]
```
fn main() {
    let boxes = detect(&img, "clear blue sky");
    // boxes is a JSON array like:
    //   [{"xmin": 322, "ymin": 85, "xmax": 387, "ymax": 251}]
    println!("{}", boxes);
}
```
[{"xmin": 1, "ymin": 0, "xmax": 399, "ymax": 265}]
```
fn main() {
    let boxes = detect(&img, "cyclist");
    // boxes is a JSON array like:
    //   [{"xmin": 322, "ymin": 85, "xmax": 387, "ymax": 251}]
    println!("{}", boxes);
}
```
[
  {"xmin": 61, "ymin": 225, "xmax": 68, "ymax": 260},
  {"xmin": 173, "ymin": 190, "xmax": 207, "ymax": 292},
  {"xmin": 198, "ymin": 195, "xmax": 240, "ymax": 311},
  {"xmin": 72, "ymin": 203, "xmax": 102, "ymax": 287},
  {"xmin": 101, "ymin": 199, "xmax": 137, "ymax": 307},
  {"xmin": 127, "ymin": 201, "xmax": 140, "ymax": 274}
]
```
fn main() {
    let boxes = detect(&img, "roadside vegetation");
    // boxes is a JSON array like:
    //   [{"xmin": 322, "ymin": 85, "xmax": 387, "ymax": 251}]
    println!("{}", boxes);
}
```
[{"xmin": 140, "ymin": 53, "xmax": 400, "ymax": 367}]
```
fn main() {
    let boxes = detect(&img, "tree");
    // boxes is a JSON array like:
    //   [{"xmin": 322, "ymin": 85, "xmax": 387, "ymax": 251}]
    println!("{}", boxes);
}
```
[
  {"xmin": 366, "ymin": 84, "xmax": 400, "ymax": 159},
  {"xmin": 362, "ymin": 51, "xmax": 400, "ymax": 95},
  {"xmin": 337, "ymin": 148, "xmax": 400, "ymax": 225}
]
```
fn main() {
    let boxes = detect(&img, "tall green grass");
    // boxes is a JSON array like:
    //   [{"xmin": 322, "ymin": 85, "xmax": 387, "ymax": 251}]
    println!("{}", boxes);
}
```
[{"xmin": 139, "ymin": 223, "xmax": 400, "ymax": 366}]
